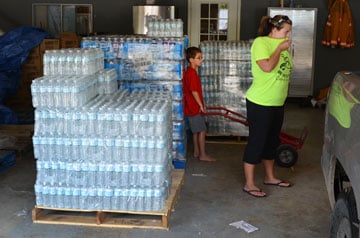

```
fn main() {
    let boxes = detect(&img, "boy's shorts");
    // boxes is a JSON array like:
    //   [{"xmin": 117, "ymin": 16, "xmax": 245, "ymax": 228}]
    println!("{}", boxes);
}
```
[{"xmin": 187, "ymin": 114, "xmax": 207, "ymax": 133}]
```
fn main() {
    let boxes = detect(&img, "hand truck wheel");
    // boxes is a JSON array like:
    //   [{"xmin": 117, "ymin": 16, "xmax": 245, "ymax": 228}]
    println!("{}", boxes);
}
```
[{"xmin": 276, "ymin": 144, "xmax": 298, "ymax": 167}]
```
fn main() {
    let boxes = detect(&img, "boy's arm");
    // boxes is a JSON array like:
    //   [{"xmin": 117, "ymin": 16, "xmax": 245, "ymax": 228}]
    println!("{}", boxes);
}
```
[{"xmin": 191, "ymin": 91, "xmax": 205, "ymax": 113}]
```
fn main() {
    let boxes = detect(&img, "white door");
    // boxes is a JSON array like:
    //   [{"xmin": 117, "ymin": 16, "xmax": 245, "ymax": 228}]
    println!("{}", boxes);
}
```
[{"xmin": 188, "ymin": 0, "xmax": 241, "ymax": 47}]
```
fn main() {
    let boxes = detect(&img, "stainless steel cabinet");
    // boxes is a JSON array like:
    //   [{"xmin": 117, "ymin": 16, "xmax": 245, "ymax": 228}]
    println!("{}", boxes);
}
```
[{"xmin": 268, "ymin": 8, "xmax": 317, "ymax": 97}]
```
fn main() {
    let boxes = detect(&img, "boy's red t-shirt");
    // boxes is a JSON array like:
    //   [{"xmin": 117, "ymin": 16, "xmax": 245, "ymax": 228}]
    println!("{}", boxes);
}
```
[{"xmin": 183, "ymin": 67, "xmax": 204, "ymax": 116}]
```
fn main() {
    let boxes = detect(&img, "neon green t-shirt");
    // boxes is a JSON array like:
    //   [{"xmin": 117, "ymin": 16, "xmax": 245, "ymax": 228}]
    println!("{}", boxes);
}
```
[
  {"xmin": 328, "ymin": 80, "xmax": 359, "ymax": 128},
  {"xmin": 246, "ymin": 36, "xmax": 293, "ymax": 106}
]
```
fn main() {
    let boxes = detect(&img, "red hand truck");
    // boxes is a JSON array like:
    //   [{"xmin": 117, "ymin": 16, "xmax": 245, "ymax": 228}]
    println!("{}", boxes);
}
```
[{"xmin": 204, "ymin": 106, "xmax": 308, "ymax": 167}]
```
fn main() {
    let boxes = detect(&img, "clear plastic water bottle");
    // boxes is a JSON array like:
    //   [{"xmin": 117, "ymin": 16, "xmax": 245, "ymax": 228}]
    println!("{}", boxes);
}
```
[
  {"xmin": 147, "ymin": 136, "xmax": 156, "ymax": 162},
  {"xmin": 56, "ymin": 186, "xmax": 65, "ymax": 208},
  {"xmin": 112, "ymin": 188, "xmax": 121, "ymax": 210},
  {"xmin": 123, "ymin": 136, "xmax": 131, "ymax": 162},
  {"xmin": 97, "ymin": 163, "xmax": 106, "ymax": 187},
  {"xmin": 88, "ymin": 162, "xmax": 97, "ymax": 188},
  {"xmin": 58, "ymin": 50, "xmax": 67, "ymax": 75},
  {"xmin": 154, "ymin": 164, "xmax": 164, "ymax": 186},
  {"xmin": 96, "ymin": 188, "xmax": 105, "ymax": 210},
  {"xmin": 49, "ymin": 186, "xmax": 57, "ymax": 208},
  {"xmin": 41, "ymin": 185, "xmax": 50, "ymax": 207},
  {"xmin": 87, "ymin": 187, "xmax": 97, "ymax": 210},
  {"xmin": 64, "ymin": 186, "xmax": 72, "ymax": 208},
  {"xmin": 119, "ymin": 188, "xmax": 128, "ymax": 211},
  {"xmin": 121, "ymin": 163, "xmax": 130, "ymax": 187},
  {"xmin": 138, "ymin": 136, "xmax": 147, "ymax": 162},
  {"xmin": 153, "ymin": 188, "xmax": 164, "ymax": 211},
  {"xmin": 34, "ymin": 184, "xmax": 43, "ymax": 206},
  {"xmin": 135, "ymin": 187, "xmax": 145, "ymax": 211},
  {"xmin": 80, "ymin": 188, "xmax": 89, "ymax": 210},
  {"xmin": 74, "ymin": 49, "xmax": 82, "ymax": 75},
  {"xmin": 73, "ymin": 162, "xmax": 82, "ymax": 187},
  {"xmin": 43, "ymin": 51, "xmax": 51, "ymax": 76},
  {"xmin": 72, "ymin": 187, "xmax": 80, "ymax": 209},
  {"xmin": 130, "ymin": 136, "xmax": 139, "ymax": 162},
  {"xmin": 127, "ymin": 188, "xmax": 137, "ymax": 211},
  {"xmin": 129, "ymin": 164, "xmax": 139, "ymax": 186},
  {"xmin": 66, "ymin": 49, "xmax": 75, "ymax": 75},
  {"xmin": 103, "ymin": 188, "xmax": 113, "ymax": 210}
]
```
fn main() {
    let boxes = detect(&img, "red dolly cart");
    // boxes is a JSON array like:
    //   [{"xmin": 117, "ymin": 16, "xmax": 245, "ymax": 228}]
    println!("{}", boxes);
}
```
[{"xmin": 204, "ymin": 106, "xmax": 308, "ymax": 167}]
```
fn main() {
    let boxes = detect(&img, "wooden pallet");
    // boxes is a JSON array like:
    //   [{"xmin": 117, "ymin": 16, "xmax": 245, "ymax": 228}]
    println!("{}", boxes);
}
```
[
  {"xmin": 206, "ymin": 134, "xmax": 248, "ymax": 145},
  {"xmin": 32, "ymin": 169, "xmax": 185, "ymax": 230}
]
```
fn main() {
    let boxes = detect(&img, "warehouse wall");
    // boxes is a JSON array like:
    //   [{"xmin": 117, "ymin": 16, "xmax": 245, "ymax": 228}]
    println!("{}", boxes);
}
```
[{"xmin": 0, "ymin": 0, "xmax": 359, "ymax": 96}]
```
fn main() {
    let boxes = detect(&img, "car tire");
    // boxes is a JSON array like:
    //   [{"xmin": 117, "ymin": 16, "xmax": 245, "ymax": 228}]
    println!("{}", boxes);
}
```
[
  {"xmin": 330, "ymin": 190, "xmax": 359, "ymax": 238},
  {"xmin": 276, "ymin": 144, "xmax": 298, "ymax": 167}
]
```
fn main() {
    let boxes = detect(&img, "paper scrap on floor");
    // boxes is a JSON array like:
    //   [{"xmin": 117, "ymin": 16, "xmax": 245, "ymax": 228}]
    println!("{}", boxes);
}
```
[
  {"xmin": 229, "ymin": 220, "xmax": 258, "ymax": 233},
  {"xmin": 192, "ymin": 173, "xmax": 207, "ymax": 177}
]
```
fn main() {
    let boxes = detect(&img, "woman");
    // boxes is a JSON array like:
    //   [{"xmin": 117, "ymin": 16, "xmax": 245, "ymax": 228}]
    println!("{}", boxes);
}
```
[{"xmin": 242, "ymin": 15, "xmax": 293, "ymax": 198}]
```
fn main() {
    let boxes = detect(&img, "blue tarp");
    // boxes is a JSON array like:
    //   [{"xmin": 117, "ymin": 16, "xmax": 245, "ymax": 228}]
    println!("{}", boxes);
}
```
[{"xmin": 0, "ymin": 26, "xmax": 51, "ymax": 124}]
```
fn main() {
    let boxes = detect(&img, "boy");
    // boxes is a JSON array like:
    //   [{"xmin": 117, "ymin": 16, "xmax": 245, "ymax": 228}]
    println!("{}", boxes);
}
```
[{"xmin": 183, "ymin": 47, "xmax": 216, "ymax": 162}]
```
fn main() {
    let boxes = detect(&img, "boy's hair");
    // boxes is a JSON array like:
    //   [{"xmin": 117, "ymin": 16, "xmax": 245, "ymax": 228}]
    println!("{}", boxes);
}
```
[{"xmin": 186, "ymin": 47, "xmax": 202, "ymax": 62}]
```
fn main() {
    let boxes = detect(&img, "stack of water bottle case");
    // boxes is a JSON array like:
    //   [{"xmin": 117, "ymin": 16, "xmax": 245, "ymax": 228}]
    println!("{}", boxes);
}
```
[
  {"xmin": 80, "ymin": 32, "xmax": 188, "ymax": 166},
  {"xmin": 199, "ymin": 41, "xmax": 252, "ymax": 136},
  {"xmin": 32, "ymin": 48, "xmax": 174, "ymax": 211}
]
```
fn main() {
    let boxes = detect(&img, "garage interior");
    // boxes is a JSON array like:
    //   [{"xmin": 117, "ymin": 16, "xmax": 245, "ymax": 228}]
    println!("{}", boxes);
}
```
[{"xmin": 0, "ymin": 0, "xmax": 359, "ymax": 237}]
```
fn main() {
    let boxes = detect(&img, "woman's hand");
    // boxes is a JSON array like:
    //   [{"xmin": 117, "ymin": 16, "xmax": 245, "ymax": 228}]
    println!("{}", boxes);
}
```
[{"xmin": 279, "ymin": 39, "xmax": 291, "ymax": 51}]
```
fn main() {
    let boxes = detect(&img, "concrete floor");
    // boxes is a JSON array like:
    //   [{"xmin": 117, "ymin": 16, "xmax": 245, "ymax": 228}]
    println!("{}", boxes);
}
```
[{"xmin": 0, "ymin": 102, "xmax": 331, "ymax": 238}]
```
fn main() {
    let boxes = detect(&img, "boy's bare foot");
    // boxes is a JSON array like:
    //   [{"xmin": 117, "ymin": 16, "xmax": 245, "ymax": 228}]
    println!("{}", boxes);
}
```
[
  {"xmin": 199, "ymin": 155, "xmax": 216, "ymax": 162},
  {"xmin": 193, "ymin": 153, "xmax": 199, "ymax": 159}
]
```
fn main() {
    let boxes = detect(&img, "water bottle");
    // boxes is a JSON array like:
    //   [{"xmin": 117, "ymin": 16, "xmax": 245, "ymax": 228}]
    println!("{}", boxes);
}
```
[
  {"xmin": 73, "ymin": 162, "xmax": 82, "ymax": 187},
  {"xmin": 34, "ymin": 184, "xmax": 43, "ymax": 206},
  {"xmin": 58, "ymin": 50, "xmax": 67, "ymax": 75},
  {"xmin": 49, "ymin": 186, "xmax": 57, "ymax": 208},
  {"xmin": 64, "ymin": 186, "xmax": 72, "ymax": 208},
  {"xmin": 128, "ymin": 188, "xmax": 137, "ymax": 211},
  {"xmin": 56, "ymin": 186, "xmax": 65, "ymax": 208},
  {"xmin": 129, "ymin": 164, "xmax": 139, "ymax": 186},
  {"xmin": 88, "ymin": 162, "xmax": 97, "ymax": 188},
  {"xmin": 147, "ymin": 136, "xmax": 156, "ymax": 162},
  {"xmin": 41, "ymin": 185, "xmax": 50, "ymax": 207},
  {"xmin": 72, "ymin": 187, "xmax": 80, "ymax": 209},
  {"xmin": 103, "ymin": 188, "xmax": 113, "ymax": 210},
  {"xmin": 66, "ymin": 49, "xmax": 75, "ymax": 75},
  {"xmin": 130, "ymin": 136, "xmax": 139, "ymax": 162},
  {"xmin": 105, "ymin": 164, "xmax": 113, "ymax": 187},
  {"xmin": 80, "ymin": 188, "xmax": 89, "ymax": 210},
  {"xmin": 135, "ymin": 187, "xmax": 145, "ymax": 211},
  {"xmin": 97, "ymin": 164, "xmax": 106, "ymax": 187},
  {"xmin": 153, "ymin": 188, "xmax": 164, "ymax": 211},
  {"xmin": 123, "ymin": 136, "xmax": 131, "ymax": 162},
  {"xmin": 43, "ymin": 51, "xmax": 51, "ymax": 75},
  {"xmin": 119, "ymin": 188, "xmax": 128, "ymax": 211},
  {"xmin": 87, "ymin": 187, "xmax": 97, "ymax": 210},
  {"xmin": 58, "ymin": 161, "xmax": 66, "ymax": 186},
  {"xmin": 112, "ymin": 188, "xmax": 121, "ymax": 210},
  {"xmin": 154, "ymin": 164, "xmax": 164, "ymax": 187},
  {"xmin": 138, "ymin": 136, "xmax": 147, "ymax": 162},
  {"xmin": 121, "ymin": 163, "xmax": 130, "ymax": 187},
  {"xmin": 96, "ymin": 188, "xmax": 105, "ymax": 210},
  {"xmin": 74, "ymin": 49, "xmax": 82, "ymax": 75}
]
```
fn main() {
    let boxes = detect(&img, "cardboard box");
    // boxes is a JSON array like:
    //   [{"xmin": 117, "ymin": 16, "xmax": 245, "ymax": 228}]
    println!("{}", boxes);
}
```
[
  {"xmin": 61, "ymin": 32, "xmax": 78, "ymax": 39},
  {"xmin": 22, "ymin": 64, "xmax": 43, "ymax": 74},
  {"xmin": 29, "ymin": 46, "xmax": 40, "ymax": 56},
  {"xmin": 24, "ymin": 54, "xmax": 42, "ymax": 67},
  {"xmin": 61, "ymin": 39, "xmax": 80, "ymax": 49},
  {"xmin": 40, "ymin": 39, "xmax": 60, "ymax": 54}
]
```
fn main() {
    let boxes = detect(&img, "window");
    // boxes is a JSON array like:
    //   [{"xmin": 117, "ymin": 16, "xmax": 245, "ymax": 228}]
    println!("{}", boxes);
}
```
[{"xmin": 200, "ymin": 3, "xmax": 228, "ymax": 42}]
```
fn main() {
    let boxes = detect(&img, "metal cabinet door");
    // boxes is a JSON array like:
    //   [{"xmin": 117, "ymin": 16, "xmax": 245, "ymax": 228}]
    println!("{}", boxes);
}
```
[{"xmin": 268, "ymin": 8, "xmax": 317, "ymax": 97}]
